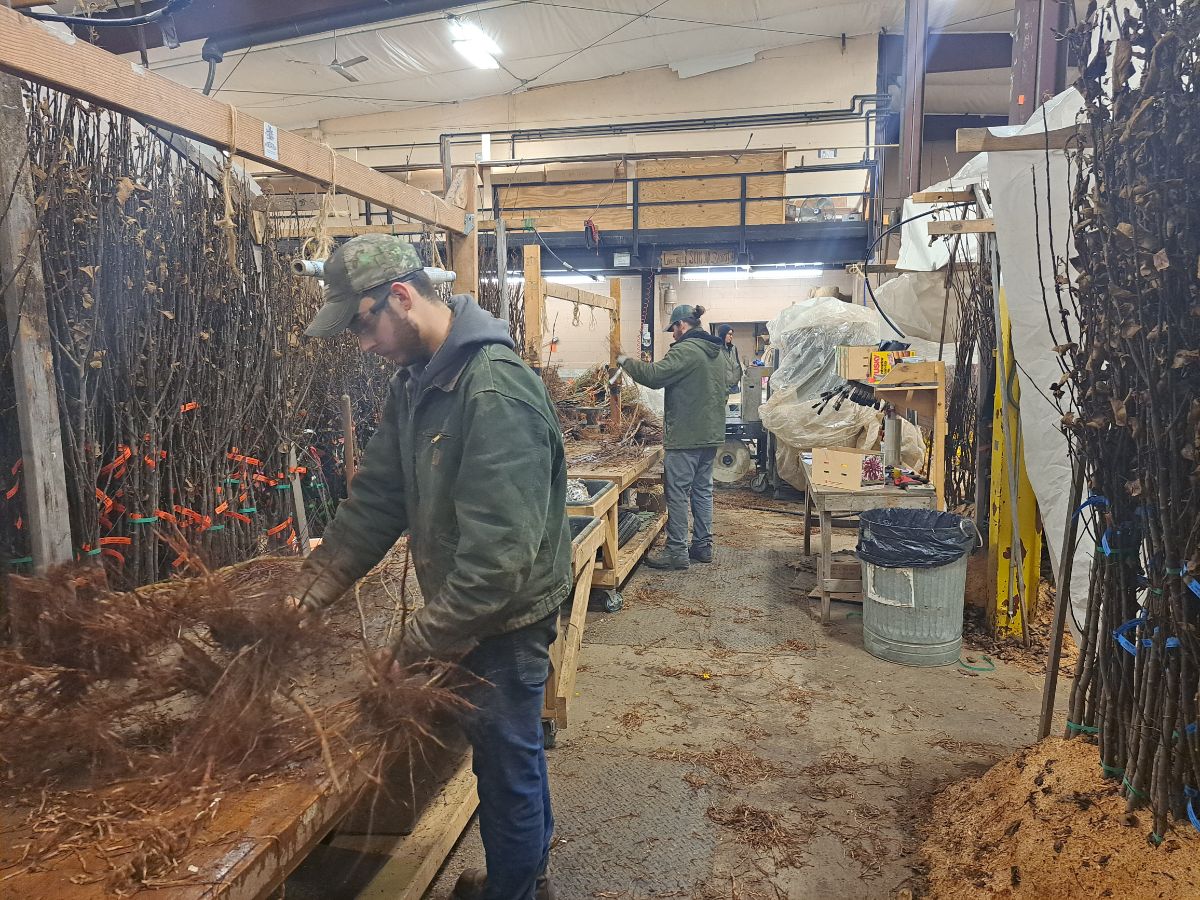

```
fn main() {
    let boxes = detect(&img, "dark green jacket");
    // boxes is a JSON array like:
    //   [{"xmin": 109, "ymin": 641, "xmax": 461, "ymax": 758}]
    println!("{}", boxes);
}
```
[
  {"xmin": 620, "ymin": 328, "xmax": 726, "ymax": 450},
  {"xmin": 300, "ymin": 296, "xmax": 571, "ymax": 662}
]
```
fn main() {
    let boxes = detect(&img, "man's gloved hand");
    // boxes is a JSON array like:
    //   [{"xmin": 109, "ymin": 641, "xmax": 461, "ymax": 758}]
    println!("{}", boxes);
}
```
[
  {"xmin": 616, "ymin": 353, "xmax": 629, "ymax": 366},
  {"xmin": 282, "ymin": 591, "xmax": 324, "ymax": 626}
]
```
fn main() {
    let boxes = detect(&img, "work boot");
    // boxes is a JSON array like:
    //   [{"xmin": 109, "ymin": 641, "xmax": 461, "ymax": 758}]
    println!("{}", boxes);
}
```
[
  {"xmin": 644, "ymin": 549, "xmax": 689, "ymax": 570},
  {"xmin": 451, "ymin": 868, "xmax": 556, "ymax": 900},
  {"xmin": 688, "ymin": 545, "xmax": 713, "ymax": 563}
]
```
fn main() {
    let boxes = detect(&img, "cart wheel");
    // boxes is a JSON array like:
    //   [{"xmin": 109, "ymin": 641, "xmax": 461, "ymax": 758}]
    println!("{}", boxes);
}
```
[
  {"xmin": 750, "ymin": 472, "xmax": 769, "ymax": 493},
  {"xmin": 603, "ymin": 590, "xmax": 624, "ymax": 613},
  {"xmin": 542, "ymin": 720, "xmax": 558, "ymax": 749}
]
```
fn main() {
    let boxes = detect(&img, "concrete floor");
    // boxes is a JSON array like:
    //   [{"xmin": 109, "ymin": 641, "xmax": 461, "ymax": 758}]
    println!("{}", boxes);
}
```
[{"xmin": 424, "ymin": 488, "xmax": 1055, "ymax": 900}]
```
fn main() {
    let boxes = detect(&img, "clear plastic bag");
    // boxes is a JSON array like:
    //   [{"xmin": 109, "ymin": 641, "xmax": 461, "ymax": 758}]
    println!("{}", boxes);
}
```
[{"xmin": 767, "ymin": 296, "xmax": 882, "ymax": 400}]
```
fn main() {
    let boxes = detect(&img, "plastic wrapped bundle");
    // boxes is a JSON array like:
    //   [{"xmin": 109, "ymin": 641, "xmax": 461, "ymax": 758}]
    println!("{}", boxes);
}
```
[{"xmin": 767, "ymin": 296, "xmax": 882, "ymax": 400}]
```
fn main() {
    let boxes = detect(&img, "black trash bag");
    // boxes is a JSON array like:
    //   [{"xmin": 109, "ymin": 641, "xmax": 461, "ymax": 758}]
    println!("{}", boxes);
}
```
[{"xmin": 857, "ymin": 508, "xmax": 977, "ymax": 569}]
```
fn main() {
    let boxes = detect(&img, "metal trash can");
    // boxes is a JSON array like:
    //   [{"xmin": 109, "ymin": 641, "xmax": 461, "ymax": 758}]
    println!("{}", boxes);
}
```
[{"xmin": 857, "ymin": 509, "xmax": 978, "ymax": 667}]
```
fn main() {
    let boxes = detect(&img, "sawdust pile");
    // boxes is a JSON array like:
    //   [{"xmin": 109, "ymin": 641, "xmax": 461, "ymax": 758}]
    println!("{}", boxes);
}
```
[{"xmin": 921, "ymin": 737, "xmax": 1200, "ymax": 899}]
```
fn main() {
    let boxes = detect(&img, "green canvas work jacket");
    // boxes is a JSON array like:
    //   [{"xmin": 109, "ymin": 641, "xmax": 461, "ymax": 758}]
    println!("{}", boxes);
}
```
[
  {"xmin": 620, "ymin": 328, "xmax": 726, "ymax": 450},
  {"xmin": 300, "ymin": 296, "xmax": 571, "ymax": 662}
]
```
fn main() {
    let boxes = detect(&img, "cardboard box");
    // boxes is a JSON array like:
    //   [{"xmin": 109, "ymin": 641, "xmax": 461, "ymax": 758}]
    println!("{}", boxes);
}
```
[
  {"xmin": 836, "ymin": 346, "xmax": 917, "ymax": 382},
  {"xmin": 871, "ymin": 349, "xmax": 916, "ymax": 380},
  {"xmin": 836, "ymin": 346, "xmax": 874, "ymax": 380},
  {"xmin": 810, "ymin": 447, "xmax": 884, "ymax": 490}
]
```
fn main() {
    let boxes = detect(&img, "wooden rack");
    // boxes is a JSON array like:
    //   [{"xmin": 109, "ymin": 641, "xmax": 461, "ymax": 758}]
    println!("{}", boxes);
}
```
[
  {"xmin": 872, "ymin": 360, "xmax": 947, "ymax": 510},
  {"xmin": 568, "ymin": 444, "xmax": 667, "ymax": 590}
]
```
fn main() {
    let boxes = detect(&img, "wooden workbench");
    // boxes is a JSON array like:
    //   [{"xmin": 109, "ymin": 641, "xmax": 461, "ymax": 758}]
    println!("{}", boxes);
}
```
[
  {"xmin": 566, "ymin": 442, "xmax": 667, "ymax": 590},
  {"xmin": 543, "ymin": 517, "xmax": 607, "ymax": 741},
  {"xmin": 798, "ymin": 456, "xmax": 937, "ymax": 624},
  {"xmin": 0, "ymin": 557, "xmax": 476, "ymax": 900}
]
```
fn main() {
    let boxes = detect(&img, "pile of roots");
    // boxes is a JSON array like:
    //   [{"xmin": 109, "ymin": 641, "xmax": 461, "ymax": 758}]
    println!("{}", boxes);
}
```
[
  {"xmin": 543, "ymin": 364, "xmax": 663, "ymax": 448},
  {"xmin": 0, "ymin": 550, "xmax": 469, "ymax": 893}
]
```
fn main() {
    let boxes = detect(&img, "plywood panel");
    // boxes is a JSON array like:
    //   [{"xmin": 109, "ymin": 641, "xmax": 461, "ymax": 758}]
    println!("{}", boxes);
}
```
[{"xmin": 638, "ymin": 152, "xmax": 785, "ymax": 228}]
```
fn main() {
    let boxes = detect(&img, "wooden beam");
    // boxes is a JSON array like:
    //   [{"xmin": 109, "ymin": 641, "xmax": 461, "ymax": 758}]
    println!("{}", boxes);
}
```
[
  {"xmin": 542, "ymin": 282, "xmax": 615, "ymax": 312},
  {"xmin": 911, "ymin": 190, "xmax": 975, "ymax": 203},
  {"xmin": 0, "ymin": 76, "xmax": 72, "ymax": 570},
  {"xmin": 0, "ymin": 8, "xmax": 468, "ymax": 233},
  {"xmin": 928, "ymin": 219, "xmax": 996, "ymax": 235},
  {"xmin": 523, "ymin": 245, "xmax": 544, "ymax": 369},
  {"xmin": 899, "ymin": 0, "xmax": 929, "ymax": 197},
  {"xmin": 608, "ymin": 277, "xmax": 622, "ymax": 430},
  {"xmin": 447, "ymin": 167, "xmax": 478, "ymax": 299},
  {"xmin": 956, "ymin": 125, "xmax": 1090, "ymax": 153}
]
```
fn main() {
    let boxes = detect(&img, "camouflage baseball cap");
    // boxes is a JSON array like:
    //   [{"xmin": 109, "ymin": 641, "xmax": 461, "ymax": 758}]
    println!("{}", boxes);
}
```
[
  {"xmin": 304, "ymin": 234, "xmax": 423, "ymax": 338},
  {"xmin": 665, "ymin": 303, "xmax": 701, "ymax": 332}
]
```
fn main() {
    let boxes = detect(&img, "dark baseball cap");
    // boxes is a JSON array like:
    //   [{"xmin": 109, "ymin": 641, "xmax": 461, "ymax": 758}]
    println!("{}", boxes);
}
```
[{"xmin": 304, "ymin": 234, "xmax": 424, "ymax": 338}]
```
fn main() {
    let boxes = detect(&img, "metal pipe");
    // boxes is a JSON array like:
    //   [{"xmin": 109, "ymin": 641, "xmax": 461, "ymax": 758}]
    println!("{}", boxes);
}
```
[
  {"xmin": 200, "ymin": 1, "xmax": 465, "ymax": 64},
  {"xmin": 291, "ymin": 258, "xmax": 457, "ymax": 285}
]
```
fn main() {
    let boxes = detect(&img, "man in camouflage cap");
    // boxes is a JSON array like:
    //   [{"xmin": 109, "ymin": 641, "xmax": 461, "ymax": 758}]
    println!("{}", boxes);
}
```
[{"xmin": 292, "ymin": 234, "xmax": 570, "ymax": 900}]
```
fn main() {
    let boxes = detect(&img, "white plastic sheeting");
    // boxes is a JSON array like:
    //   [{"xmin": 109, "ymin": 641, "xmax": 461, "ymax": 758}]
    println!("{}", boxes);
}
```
[
  {"xmin": 870, "ymin": 271, "xmax": 958, "ymax": 343},
  {"xmin": 760, "ymin": 296, "xmax": 925, "ymax": 488},
  {"xmin": 895, "ymin": 153, "xmax": 991, "ymax": 272},
  {"xmin": 987, "ymin": 88, "xmax": 1092, "ymax": 637}
]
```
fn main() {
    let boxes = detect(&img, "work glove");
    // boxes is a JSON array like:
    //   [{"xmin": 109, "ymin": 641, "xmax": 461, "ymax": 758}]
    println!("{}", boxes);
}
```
[{"xmin": 616, "ymin": 353, "xmax": 629, "ymax": 365}]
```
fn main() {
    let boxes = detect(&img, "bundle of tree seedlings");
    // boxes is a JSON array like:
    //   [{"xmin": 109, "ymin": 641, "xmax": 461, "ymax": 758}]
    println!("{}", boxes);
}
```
[{"xmin": 1056, "ymin": 0, "xmax": 1200, "ymax": 842}]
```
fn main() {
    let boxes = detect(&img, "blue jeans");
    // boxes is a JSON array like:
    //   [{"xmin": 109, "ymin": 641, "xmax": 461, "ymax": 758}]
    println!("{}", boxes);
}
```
[
  {"xmin": 460, "ymin": 612, "xmax": 558, "ymax": 900},
  {"xmin": 663, "ymin": 447, "xmax": 716, "ymax": 554}
]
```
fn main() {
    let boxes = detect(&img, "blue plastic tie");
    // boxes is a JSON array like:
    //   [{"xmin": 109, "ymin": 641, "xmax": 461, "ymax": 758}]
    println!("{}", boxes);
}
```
[
  {"xmin": 1073, "ymin": 494, "xmax": 1108, "ymax": 520},
  {"xmin": 1113, "ymin": 616, "xmax": 1144, "ymax": 656},
  {"xmin": 1186, "ymin": 787, "xmax": 1200, "ymax": 834}
]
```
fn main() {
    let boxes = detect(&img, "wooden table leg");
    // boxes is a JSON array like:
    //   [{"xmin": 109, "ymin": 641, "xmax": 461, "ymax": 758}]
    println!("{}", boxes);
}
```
[
  {"xmin": 819, "ymin": 508, "xmax": 832, "ymax": 623},
  {"xmin": 803, "ymin": 488, "xmax": 812, "ymax": 557}
]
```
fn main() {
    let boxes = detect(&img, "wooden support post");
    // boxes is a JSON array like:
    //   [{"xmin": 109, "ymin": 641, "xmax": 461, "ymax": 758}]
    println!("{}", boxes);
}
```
[
  {"xmin": 341, "ymin": 394, "xmax": 358, "ymax": 490},
  {"xmin": 608, "ymin": 277, "xmax": 622, "ymax": 430},
  {"xmin": 523, "ymin": 245, "xmax": 543, "ymax": 370},
  {"xmin": 0, "ymin": 76, "xmax": 72, "ymax": 571},
  {"xmin": 1039, "ymin": 462, "xmax": 1085, "ymax": 740},
  {"xmin": 447, "ymin": 167, "xmax": 478, "ymax": 299},
  {"xmin": 899, "ymin": 0, "xmax": 929, "ymax": 197}
]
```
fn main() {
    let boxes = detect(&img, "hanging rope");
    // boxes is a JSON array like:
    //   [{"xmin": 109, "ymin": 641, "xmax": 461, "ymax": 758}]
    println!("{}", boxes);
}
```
[{"xmin": 218, "ymin": 104, "xmax": 241, "ymax": 277}]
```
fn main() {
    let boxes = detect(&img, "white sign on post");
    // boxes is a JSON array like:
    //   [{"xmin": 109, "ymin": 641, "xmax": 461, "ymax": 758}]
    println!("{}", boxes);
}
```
[{"xmin": 262, "ymin": 122, "xmax": 279, "ymax": 162}]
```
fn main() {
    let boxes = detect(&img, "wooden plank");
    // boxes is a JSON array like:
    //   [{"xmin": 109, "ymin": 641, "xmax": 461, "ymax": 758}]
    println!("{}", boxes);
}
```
[
  {"xmin": 351, "ymin": 759, "xmax": 478, "ymax": 900},
  {"xmin": 546, "ymin": 521, "xmax": 605, "ymax": 727},
  {"xmin": 447, "ymin": 166, "xmax": 478, "ymax": 299},
  {"xmin": 608, "ymin": 277, "xmax": 621, "ymax": 430},
  {"xmin": 568, "ymin": 444, "xmax": 664, "ymax": 491},
  {"xmin": 956, "ymin": 125, "xmax": 1090, "ymax": 153},
  {"xmin": 543, "ymin": 281, "xmax": 615, "ymax": 312},
  {"xmin": 911, "ymin": 190, "xmax": 975, "ymax": 203},
  {"xmin": 928, "ymin": 219, "xmax": 995, "ymax": 235},
  {"xmin": 523, "ymin": 244, "xmax": 543, "ymax": 367},
  {"xmin": 0, "ymin": 8, "xmax": 467, "ymax": 232},
  {"xmin": 0, "ymin": 75, "xmax": 72, "ymax": 571},
  {"xmin": 641, "ymin": 198, "xmax": 785, "ymax": 229},
  {"xmin": 593, "ymin": 510, "xmax": 667, "ymax": 589}
]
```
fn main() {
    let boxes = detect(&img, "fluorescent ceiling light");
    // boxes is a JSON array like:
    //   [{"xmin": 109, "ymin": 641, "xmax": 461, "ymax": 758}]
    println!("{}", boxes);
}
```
[
  {"xmin": 448, "ymin": 15, "xmax": 501, "ymax": 70},
  {"xmin": 681, "ymin": 267, "xmax": 749, "ymax": 282},
  {"xmin": 546, "ymin": 274, "xmax": 606, "ymax": 285},
  {"xmin": 750, "ymin": 266, "xmax": 823, "ymax": 280}
]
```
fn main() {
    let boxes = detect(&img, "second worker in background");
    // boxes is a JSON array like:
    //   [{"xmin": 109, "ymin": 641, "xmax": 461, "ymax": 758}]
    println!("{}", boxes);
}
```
[{"xmin": 617, "ymin": 304, "xmax": 726, "ymax": 569}]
